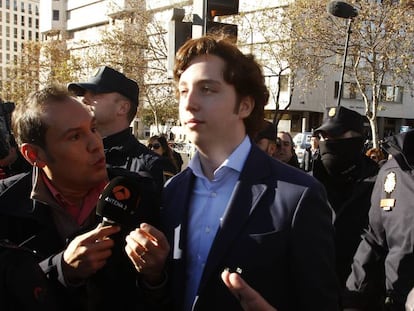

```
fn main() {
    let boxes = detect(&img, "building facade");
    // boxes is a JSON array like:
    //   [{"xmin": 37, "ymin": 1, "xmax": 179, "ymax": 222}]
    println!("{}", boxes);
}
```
[
  {"xmin": 38, "ymin": 0, "xmax": 414, "ymax": 139},
  {"xmin": 0, "ymin": 0, "xmax": 39, "ymax": 93}
]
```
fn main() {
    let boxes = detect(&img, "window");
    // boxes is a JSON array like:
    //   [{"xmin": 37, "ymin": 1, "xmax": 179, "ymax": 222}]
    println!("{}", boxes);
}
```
[
  {"xmin": 13, "ymin": 13, "xmax": 17, "ymax": 24},
  {"xmin": 380, "ymin": 85, "xmax": 403, "ymax": 103},
  {"xmin": 264, "ymin": 74, "xmax": 289, "ymax": 93},
  {"xmin": 6, "ymin": 0, "xmax": 10, "ymax": 10},
  {"xmin": 13, "ymin": 28, "xmax": 17, "ymax": 38},
  {"xmin": 13, "ymin": 0, "xmax": 16, "ymax": 11},
  {"xmin": 334, "ymin": 81, "xmax": 362, "ymax": 100},
  {"xmin": 279, "ymin": 75, "xmax": 289, "ymax": 92},
  {"xmin": 28, "ymin": 17, "xmax": 32, "ymax": 27},
  {"xmin": 52, "ymin": 10, "xmax": 59, "ymax": 21},
  {"xmin": 28, "ymin": 3, "xmax": 32, "ymax": 14},
  {"xmin": 21, "ymin": 29, "xmax": 25, "ymax": 39},
  {"xmin": 343, "ymin": 82, "xmax": 358, "ymax": 99},
  {"xmin": 6, "ymin": 26, "xmax": 9, "ymax": 37},
  {"xmin": 13, "ymin": 41, "xmax": 17, "ymax": 52},
  {"xmin": 21, "ymin": 1, "xmax": 24, "ymax": 12},
  {"xmin": 21, "ymin": 15, "xmax": 24, "ymax": 26},
  {"xmin": 334, "ymin": 81, "xmax": 403, "ymax": 103},
  {"xmin": 6, "ymin": 12, "xmax": 10, "ymax": 23}
]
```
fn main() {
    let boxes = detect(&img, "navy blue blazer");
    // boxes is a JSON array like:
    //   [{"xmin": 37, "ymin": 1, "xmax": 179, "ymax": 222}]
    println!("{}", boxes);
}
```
[{"xmin": 161, "ymin": 143, "xmax": 340, "ymax": 311}]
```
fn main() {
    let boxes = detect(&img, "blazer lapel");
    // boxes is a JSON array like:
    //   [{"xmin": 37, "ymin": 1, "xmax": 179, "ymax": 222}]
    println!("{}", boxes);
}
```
[{"xmin": 197, "ymin": 146, "xmax": 270, "ymax": 291}]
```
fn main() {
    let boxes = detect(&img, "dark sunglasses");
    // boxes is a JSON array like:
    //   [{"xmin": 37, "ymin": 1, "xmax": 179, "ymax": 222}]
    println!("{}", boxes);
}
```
[{"xmin": 148, "ymin": 143, "xmax": 161, "ymax": 150}]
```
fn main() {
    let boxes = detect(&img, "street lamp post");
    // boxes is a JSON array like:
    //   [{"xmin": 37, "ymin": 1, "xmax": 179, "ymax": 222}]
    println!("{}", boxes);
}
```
[{"xmin": 327, "ymin": 1, "xmax": 358, "ymax": 107}]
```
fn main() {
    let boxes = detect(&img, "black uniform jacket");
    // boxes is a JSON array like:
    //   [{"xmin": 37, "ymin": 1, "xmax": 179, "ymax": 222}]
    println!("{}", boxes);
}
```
[
  {"xmin": 0, "ymin": 168, "xmax": 159, "ymax": 311},
  {"xmin": 345, "ymin": 130, "xmax": 414, "ymax": 310},
  {"xmin": 103, "ymin": 127, "xmax": 165, "ymax": 192},
  {"xmin": 312, "ymin": 155, "xmax": 379, "ymax": 287}
]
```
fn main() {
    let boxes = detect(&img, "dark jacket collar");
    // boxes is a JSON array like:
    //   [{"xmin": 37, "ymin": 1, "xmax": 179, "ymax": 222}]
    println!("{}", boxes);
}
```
[
  {"xmin": 382, "ymin": 130, "xmax": 414, "ymax": 171},
  {"xmin": 102, "ymin": 127, "xmax": 134, "ymax": 149}
]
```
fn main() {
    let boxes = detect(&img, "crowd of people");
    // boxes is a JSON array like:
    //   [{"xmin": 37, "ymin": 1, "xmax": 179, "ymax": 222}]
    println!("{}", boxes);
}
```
[{"xmin": 0, "ymin": 34, "xmax": 413, "ymax": 311}]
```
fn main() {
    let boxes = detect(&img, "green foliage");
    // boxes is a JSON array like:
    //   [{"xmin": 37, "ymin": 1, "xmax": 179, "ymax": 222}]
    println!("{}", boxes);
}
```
[{"xmin": 1, "ymin": 39, "xmax": 84, "ymax": 105}]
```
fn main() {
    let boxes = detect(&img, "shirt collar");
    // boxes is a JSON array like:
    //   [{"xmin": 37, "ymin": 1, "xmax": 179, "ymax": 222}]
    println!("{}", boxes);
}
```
[
  {"xmin": 188, "ymin": 136, "xmax": 251, "ymax": 179},
  {"xmin": 40, "ymin": 170, "xmax": 107, "ymax": 225}
]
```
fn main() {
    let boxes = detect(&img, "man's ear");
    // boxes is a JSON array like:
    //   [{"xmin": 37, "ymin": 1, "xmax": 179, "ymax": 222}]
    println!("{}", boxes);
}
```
[
  {"xmin": 238, "ymin": 96, "xmax": 255, "ymax": 119},
  {"xmin": 117, "ymin": 98, "xmax": 131, "ymax": 116},
  {"xmin": 268, "ymin": 143, "xmax": 277, "ymax": 156},
  {"xmin": 20, "ymin": 143, "xmax": 46, "ymax": 168}
]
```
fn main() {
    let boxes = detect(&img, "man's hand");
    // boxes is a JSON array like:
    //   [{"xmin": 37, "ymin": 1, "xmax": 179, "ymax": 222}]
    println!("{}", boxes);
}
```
[
  {"xmin": 125, "ymin": 223, "xmax": 170, "ymax": 285},
  {"xmin": 62, "ymin": 224, "xmax": 120, "ymax": 283},
  {"xmin": 221, "ymin": 269, "xmax": 278, "ymax": 311}
]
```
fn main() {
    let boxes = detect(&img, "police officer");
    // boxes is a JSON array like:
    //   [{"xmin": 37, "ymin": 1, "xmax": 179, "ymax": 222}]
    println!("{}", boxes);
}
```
[
  {"xmin": 68, "ymin": 66, "xmax": 165, "ymax": 193},
  {"xmin": 344, "ymin": 129, "xmax": 414, "ymax": 311},
  {"xmin": 312, "ymin": 106, "xmax": 379, "ymax": 288}
]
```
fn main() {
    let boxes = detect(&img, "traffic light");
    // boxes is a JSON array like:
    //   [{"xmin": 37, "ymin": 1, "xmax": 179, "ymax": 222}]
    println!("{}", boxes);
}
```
[
  {"xmin": 167, "ymin": 8, "xmax": 192, "ymax": 77},
  {"xmin": 205, "ymin": 0, "xmax": 239, "ymax": 41},
  {"xmin": 207, "ymin": 0, "xmax": 239, "ymax": 18},
  {"xmin": 192, "ymin": 0, "xmax": 239, "ymax": 39}
]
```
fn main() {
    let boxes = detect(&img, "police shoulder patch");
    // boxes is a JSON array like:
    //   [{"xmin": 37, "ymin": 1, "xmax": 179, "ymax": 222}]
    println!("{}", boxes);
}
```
[{"xmin": 384, "ymin": 171, "xmax": 396, "ymax": 195}]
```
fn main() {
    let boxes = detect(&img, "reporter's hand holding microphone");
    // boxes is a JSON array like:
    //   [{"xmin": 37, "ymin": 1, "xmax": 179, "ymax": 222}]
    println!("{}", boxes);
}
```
[
  {"xmin": 62, "ymin": 224, "xmax": 120, "ymax": 283},
  {"xmin": 124, "ymin": 223, "xmax": 278, "ymax": 311},
  {"xmin": 63, "ymin": 175, "xmax": 145, "ymax": 284},
  {"xmin": 125, "ymin": 223, "xmax": 170, "ymax": 285},
  {"xmin": 103, "ymin": 176, "xmax": 277, "ymax": 310}
]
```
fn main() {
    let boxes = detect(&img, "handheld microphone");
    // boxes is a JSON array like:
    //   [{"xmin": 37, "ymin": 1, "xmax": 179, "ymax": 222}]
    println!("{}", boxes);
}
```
[
  {"xmin": 327, "ymin": 1, "xmax": 358, "ymax": 19},
  {"xmin": 96, "ymin": 176, "xmax": 141, "ymax": 227}
]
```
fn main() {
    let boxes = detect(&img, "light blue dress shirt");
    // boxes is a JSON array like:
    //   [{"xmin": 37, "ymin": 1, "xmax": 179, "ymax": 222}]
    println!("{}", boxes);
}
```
[{"xmin": 184, "ymin": 136, "xmax": 251, "ymax": 310}]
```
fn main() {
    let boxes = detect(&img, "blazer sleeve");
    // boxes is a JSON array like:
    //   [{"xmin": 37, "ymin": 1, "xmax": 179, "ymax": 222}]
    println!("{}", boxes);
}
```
[{"xmin": 289, "ymin": 180, "xmax": 340, "ymax": 310}]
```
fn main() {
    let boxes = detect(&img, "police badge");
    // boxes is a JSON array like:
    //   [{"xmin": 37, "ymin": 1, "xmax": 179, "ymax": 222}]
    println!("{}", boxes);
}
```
[{"xmin": 380, "ymin": 171, "xmax": 396, "ymax": 211}]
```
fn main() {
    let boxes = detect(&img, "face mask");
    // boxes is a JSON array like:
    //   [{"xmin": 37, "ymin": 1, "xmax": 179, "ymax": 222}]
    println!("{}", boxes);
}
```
[{"xmin": 319, "ymin": 136, "xmax": 364, "ymax": 178}]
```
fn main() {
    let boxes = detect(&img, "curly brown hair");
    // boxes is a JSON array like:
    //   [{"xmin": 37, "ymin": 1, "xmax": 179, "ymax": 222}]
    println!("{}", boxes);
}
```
[{"xmin": 173, "ymin": 35, "xmax": 269, "ymax": 138}]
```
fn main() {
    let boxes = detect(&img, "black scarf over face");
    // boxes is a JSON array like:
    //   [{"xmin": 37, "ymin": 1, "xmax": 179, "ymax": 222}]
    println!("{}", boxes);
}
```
[{"xmin": 318, "ymin": 136, "xmax": 365, "ymax": 179}]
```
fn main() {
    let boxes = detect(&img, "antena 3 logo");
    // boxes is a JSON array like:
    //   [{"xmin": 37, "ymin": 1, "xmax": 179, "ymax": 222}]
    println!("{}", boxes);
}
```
[
  {"xmin": 113, "ymin": 185, "xmax": 131, "ymax": 200},
  {"xmin": 103, "ymin": 185, "xmax": 131, "ymax": 210}
]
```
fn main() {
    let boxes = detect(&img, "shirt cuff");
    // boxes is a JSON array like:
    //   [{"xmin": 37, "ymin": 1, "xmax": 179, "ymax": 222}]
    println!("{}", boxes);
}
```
[{"xmin": 39, "ymin": 252, "xmax": 84, "ymax": 288}]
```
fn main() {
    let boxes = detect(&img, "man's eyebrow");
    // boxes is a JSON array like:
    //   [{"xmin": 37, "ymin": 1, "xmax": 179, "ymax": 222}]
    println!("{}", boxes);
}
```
[
  {"xmin": 59, "ymin": 126, "xmax": 81, "ymax": 139},
  {"xmin": 179, "ymin": 79, "xmax": 222, "ymax": 87},
  {"xmin": 60, "ymin": 117, "xmax": 96, "ymax": 138}
]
